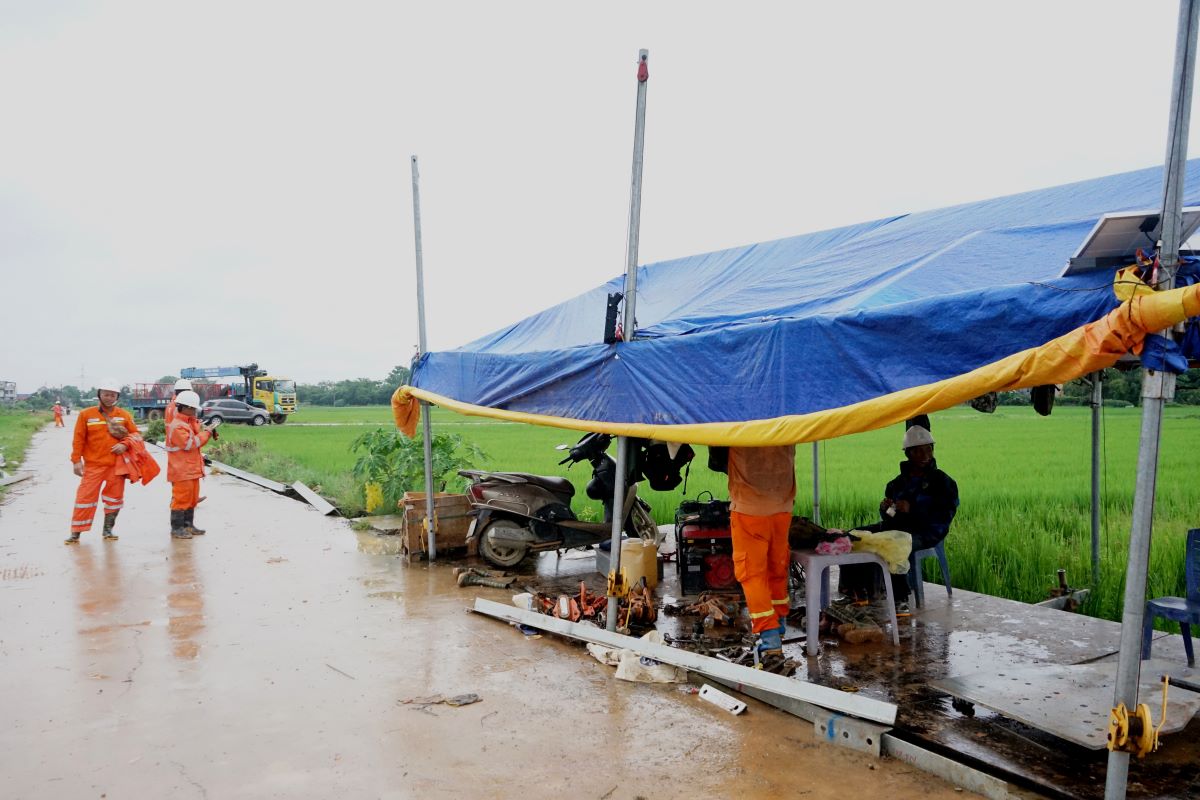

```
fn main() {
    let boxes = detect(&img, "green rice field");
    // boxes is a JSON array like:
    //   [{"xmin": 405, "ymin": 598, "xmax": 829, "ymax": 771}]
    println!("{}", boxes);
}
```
[{"xmin": 214, "ymin": 403, "xmax": 1200, "ymax": 625}]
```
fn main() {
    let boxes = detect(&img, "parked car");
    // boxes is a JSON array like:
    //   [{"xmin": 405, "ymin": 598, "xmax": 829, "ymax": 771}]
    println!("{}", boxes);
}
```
[{"xmin": 200, "ymin": 398, "xmax": 270, "ymax": 426}]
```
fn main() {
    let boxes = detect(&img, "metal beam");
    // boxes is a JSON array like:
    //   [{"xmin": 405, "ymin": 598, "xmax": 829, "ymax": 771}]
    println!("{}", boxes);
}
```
[
  {"xmin": 471, "ymin": 597, "xmax": 897, "ymax": 725},
  {"xmin": 290, "ymin": 481, "xmax": 338, "ymax": 516},
  {"xmin": 206, "ymin": 459, "xmax": 289, "ymax": 494}
]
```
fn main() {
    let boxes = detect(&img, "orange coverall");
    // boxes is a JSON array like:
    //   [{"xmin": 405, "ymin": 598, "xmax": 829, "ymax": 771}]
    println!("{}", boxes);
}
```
[
  {"xmin": 727, "ymin": 446, "xmax": 797, "ymax": 634},
  {"xmin": 165, "ymin": 416, "xmax": 210, "ymax": 511},
  {"xmin": 53, "ymin": 404, "xmax": 65, "ymax": 427},
  {"xmin": 70, "ymin": 407, "xmax": 139, "ymax": 534}
]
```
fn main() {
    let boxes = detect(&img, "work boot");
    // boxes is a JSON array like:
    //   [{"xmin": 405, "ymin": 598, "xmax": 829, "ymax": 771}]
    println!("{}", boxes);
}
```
[
  {"xmin": 102, "ymin": 511, "xmax": 119, "ymax": 541},
  {"xmin": 456, "ymin": 571, "xmax": 515, "ymax": 589},
  {"xmin": 64, "ymin": 532, "xmax": 81, "ymax": 545},
  {"xmin": 184, "ymin": 509, "xmax": 205, "ymax": 536},
  {"xmin": 757, "ymin": 626, "xmax": 783, "ymax": 657},
  {"xmin": 170, "ymin": 510, "xmax": 192, "ymax": 539}
]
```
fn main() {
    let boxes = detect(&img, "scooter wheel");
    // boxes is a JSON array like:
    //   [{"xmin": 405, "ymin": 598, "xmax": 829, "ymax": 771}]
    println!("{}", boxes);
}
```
[{"xmin": 478, "ymin": 523, "xmax": 530, "ymax": 568}]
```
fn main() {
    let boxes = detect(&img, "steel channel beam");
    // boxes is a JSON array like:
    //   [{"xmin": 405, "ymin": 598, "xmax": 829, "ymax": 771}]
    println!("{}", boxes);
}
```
[{"xmin": 471, "ymin": 597, "xmax": 897, "ymax": 725}]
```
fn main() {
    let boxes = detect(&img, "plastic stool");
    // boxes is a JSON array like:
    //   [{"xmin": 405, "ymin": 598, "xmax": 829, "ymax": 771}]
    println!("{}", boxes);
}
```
[
  {"xmin": 909, "ymin": 540, "xmax": 952, "ymax": 609},
  {"xmin": 792, "ymin": 549, "xmax": 900, "ymax": 657}
]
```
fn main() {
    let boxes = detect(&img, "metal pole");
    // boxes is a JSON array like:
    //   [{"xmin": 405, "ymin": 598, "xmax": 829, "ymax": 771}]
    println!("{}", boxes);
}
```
[
  {"xmin": 1105, "ymin": 3, "xmax": 1197, "ymax": 796},
  {"xmin": 411, "ymin": 155, "xmax": 438, "ymax": 561},
  {"xmin": 1091, "ymin": 371, "xmax": 1102, "ymax": 585},
  {"xmin": 606, "ymin": 50, "xmax": 650, "ymax": 631},
  {"xmin": 811, "ymin": 442, "xmax": 821, "ymax": 525}
]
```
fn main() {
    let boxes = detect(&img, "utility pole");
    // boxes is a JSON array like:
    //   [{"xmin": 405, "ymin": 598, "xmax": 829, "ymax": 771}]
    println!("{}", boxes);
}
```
[
  {"xmin": 1104, "ymin": 2, "xmax": 1198, "ymax": 797},
  {"xmin": 606, "ymin": 50, "xmax": 650, "ymax": 632},
  {"xmin": 411, "ymin": 155, "xmax": 438, "ymax": 561}
]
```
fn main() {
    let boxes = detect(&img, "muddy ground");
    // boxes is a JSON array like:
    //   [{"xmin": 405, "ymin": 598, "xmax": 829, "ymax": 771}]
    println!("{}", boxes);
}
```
[{"xmin": 0, "ymin": 427, "xmax": 979, "ymax": 799}]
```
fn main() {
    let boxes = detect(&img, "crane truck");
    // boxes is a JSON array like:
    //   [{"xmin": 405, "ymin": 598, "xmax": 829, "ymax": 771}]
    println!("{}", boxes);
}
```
[{"xmin": 179, "ymin": 365, "xmax": 297, "ymax": 424}]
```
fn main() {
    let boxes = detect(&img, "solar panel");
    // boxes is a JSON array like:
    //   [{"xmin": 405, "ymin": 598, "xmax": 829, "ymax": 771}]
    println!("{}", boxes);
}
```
[{"xmin": 1062, "ymin": 207, "xmax": 1200, "ymax": 276}]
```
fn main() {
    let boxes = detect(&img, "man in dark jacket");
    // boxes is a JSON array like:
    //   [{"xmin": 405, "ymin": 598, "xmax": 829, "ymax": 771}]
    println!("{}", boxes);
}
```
[{"xmin": 876, "ymin": 425, "xmax": 958, "ymax": 609}]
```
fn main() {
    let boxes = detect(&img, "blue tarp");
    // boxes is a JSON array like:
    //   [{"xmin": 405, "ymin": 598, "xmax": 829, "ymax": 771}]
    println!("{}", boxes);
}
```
[{"xmin": 413, "ymin": 162, "xmax": 1200, "ymax": 426}]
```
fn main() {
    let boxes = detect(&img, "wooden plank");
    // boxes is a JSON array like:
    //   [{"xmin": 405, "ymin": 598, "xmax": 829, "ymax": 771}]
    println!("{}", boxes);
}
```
[
  {"xmin": 472, "ymin": 597, "xmax": 898, "ymax": 725},
  {"xmin": 291, "ymin": 481, "xmax": 338, "ymax": 516},
  {"xmin": 206, "ymin": 459, "xmax": 289, "ymax": 494}
]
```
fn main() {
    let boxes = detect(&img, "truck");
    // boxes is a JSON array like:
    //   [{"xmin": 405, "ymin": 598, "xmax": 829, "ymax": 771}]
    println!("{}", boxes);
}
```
[
  {"xmin": 179, "ymin": 364, "xmax": 297, "ymax": 424},
  {"xmin": 130, "ymin": 382, "xmax": 231, "ymax": 421}
]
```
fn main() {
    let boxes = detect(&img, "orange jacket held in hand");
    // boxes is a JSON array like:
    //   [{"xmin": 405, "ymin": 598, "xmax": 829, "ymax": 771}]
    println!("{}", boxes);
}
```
[
  {"xmin": 71, "ymin": 407, "xmax": 139, "ymax": 466},
  {"xmin": 165, "ymin": 416, "xmax": 211, "ymax": 482}
]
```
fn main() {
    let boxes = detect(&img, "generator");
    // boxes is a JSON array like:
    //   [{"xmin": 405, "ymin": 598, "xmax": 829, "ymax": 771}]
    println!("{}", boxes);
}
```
[{"xmin": 674, "ymin": 497, "xmax": 735, "ymax": 595}]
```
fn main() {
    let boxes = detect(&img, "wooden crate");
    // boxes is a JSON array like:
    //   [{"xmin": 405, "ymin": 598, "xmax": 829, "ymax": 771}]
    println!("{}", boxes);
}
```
[{"xmin": 399, "ymin": 492, "xmax": 475, "ymax": 560}]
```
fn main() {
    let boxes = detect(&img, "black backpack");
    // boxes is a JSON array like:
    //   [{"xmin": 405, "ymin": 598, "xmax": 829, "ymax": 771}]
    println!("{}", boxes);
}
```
[{"xmin": 635, "ymin": 441, "xmax": 696, "ymax": 491}]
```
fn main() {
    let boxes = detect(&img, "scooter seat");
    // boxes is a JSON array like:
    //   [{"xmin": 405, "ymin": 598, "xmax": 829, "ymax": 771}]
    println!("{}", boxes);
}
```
[{"xmin": 496, "ymin": 472, "xmax": 575, "ymax": 497}]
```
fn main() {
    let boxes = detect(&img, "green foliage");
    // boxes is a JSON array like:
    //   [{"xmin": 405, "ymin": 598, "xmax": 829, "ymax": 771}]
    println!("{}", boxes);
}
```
[
  {"xmin": 298, "ymin": 365, "xmax": 412, "ymax": 406},
  {"xmin": 0, "ymin": 410, "xmax": 51, "ymax": 497},
  {"xmin": 351, "ymin": 428, "xmax": 485, "ymax": 512},
  {"xmin": 145, "ymin": 418, "xmax": 166, "ymax": 442}
]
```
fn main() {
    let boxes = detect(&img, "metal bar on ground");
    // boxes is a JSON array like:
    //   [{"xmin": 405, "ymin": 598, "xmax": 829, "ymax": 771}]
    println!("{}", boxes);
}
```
[
  {"xmin": 606, "ymin": 49, "xmax": 651, "ymax": 631},
  {"xmin": 0, "ymin": 473, "xmax": 33, "ymax": 488},
  {"xmin": 290, "ymin": 481, "xmax": 338, "ymax": 516},
  {"xmin": 471, "ymin": 597, "xmax": 897, "ymax": 725},
  {"xmin": 206, "ymin": 459, "xmax": 289, "ymax": 494},
  {"xmin": 410, "ymin": 154, "xmax": 438, "ymax": 561},
  {"xmin": 1106, "ymin": 3, "xmax": 1199, "ymax": 797}
]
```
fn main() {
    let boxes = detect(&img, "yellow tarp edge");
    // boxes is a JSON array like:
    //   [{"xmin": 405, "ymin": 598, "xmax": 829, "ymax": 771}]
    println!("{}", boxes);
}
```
[{"xmin": 391, "ymin": 282, "xmax": 1200, "ymax": 446}]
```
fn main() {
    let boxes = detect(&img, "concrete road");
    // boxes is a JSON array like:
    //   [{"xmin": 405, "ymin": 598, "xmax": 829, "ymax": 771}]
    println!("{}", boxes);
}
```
[{"xmin": 0, "ymin": 426, "xmax": 975, "ymax": 799}]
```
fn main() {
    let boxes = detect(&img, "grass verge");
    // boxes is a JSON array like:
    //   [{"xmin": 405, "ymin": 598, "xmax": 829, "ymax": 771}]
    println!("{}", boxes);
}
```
[{"xmin": 0, "ymin": 410, "xmax": 50, "ymax": 499}]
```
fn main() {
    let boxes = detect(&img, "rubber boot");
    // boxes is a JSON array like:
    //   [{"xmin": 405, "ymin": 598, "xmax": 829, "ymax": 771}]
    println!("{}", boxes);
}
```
[
  {"xmin": 184, "ymin": 509, "xmax": 205, "ymax": 536},
  {"xmin": 102, "ymin": 511, "xmax": 119, "ymax": 540},
  {"xmin": 171, "ymin": 510, "xmax": 192, "ymax": 539},
  {"xmin": 757, "ymin": 626, "xmax": 783, "ymax": 657},
  {"xmin": 64, "ymin": 532, "xmax": 81, "ymax": 545},
  {"xmin": 457, "ymin": 572, "xmax": 515, "ymax": 589}
]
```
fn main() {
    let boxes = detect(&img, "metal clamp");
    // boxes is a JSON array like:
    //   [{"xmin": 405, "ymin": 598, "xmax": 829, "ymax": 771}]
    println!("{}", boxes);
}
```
[{"xmin": 1107, "ymin": 676, "xmax": 1170, "ymax": 758}]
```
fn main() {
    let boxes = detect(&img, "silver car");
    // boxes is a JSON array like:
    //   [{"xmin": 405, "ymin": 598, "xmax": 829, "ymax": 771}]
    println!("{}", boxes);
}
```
[{"xmin": 200, "ymin": 399, "xmax": 271, "ymax": 426}]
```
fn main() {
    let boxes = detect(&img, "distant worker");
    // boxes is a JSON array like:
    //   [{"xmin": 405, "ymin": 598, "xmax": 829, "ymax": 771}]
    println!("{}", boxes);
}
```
[
  {"xmin": 67, "ymin": 380, "xmax": 137, "ymax": 544},
  {"xmin": 727, "ymin": 445, "xmax": 796, "ymax": 669},
  {"xmin": 165, "ymin": 390, "xmax": 217, "ymax": 539},
  {"xmin": 873, "ymin": 425, "xmax": 959, "ymax": 612},
  {"xmin": 164, "ymin": 378, "xmax": 193, "ymax": 424},
  {"xmin": 53, "ymin": 400, "xmax": 65, "ymax": 427}
]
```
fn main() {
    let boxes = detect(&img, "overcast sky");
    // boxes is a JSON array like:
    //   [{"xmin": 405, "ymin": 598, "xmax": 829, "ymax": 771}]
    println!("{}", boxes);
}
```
[{"xmin": 1, "ymin": 1, "xmax": 1195, "ymax": 391}]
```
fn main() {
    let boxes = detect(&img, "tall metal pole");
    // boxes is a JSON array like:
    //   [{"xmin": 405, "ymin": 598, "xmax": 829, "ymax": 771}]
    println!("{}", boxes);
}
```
[
  {"xmin": 811, "ymin": 442, "xmax": 821, "ymax": 525},
  {"xmin": 606, "ymin": 50, "xmax": 650, "ymax": 632},
  {"xmin": 1105, "ymin": 3, "xmax": 1197, "ymax": 796},
  {"xmin": 411, "ymin": 155, "xmax": 438, "ymax": 561},
  {"xmin": 1090, "ymin": 372, "xmax": 1102, "ymax": 586}
]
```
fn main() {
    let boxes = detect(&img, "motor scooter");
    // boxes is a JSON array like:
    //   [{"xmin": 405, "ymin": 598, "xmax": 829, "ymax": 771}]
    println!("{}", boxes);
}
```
[{"xmin": 459, "ymin": 432, "xmax": 657, "ymax": 568}]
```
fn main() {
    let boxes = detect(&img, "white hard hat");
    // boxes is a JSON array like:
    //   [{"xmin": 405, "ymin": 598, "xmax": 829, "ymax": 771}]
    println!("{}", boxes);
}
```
[
  {"xmin": 174, "ymin": 378, "xmax": 193, "ymax": 391},
  {"xmin": 175, "ymin": 390, "xmax": 201, "ymax": 409},
  {"xmin": 902, "ymin": 425, "xmax": 935, "ymax": 450},
  {"xmin": 96, "ymin": 379, "xmax": 122, "ymax": 393}
]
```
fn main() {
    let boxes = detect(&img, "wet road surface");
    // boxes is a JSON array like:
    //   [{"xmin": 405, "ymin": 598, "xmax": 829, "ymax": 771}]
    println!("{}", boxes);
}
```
[{"xmin": 0, "ymin": 427, "xmax": 978, "ymax": 799}]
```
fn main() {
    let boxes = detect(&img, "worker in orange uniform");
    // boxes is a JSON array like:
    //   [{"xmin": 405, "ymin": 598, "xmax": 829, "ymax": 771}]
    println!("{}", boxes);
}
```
[
  {"xmin": 165, "ymin": 390, "xmax": 216, "ymax": 539},
  {"xmin": 53, "ymin": 400, "xmax": 65, "ymax": 427},
  {"xmin": 67, "ymin": 380, "xmax": 138, "ymax": 544},
  {"xmin": 727, "ymin": 445, "xmax": 796, "ymax": 668},
  {"xmin": 164, "ymin": 378, "xmax": 193, "ymax": 424}
]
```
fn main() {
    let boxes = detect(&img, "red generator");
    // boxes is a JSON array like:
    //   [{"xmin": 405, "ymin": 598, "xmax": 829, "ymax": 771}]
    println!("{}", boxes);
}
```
[{"xmin": 674, "ymin": 497, "xmax": 735, "ymax": 595}]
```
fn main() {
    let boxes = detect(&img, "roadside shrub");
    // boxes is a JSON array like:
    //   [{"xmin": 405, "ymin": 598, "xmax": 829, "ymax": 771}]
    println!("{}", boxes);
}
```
[
  {"xmin": 145, "ymin": 419, "xmax": 165, "ymax": 442},
  {"xmin": 351, "ymin": 429, "xmax": 485, "ymax": 514}
]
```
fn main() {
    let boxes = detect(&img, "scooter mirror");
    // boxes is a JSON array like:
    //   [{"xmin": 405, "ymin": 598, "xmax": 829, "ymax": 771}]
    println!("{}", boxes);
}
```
[{"xmin": 554, "ymin": 443, "xmax": 571, "ymax": 451}]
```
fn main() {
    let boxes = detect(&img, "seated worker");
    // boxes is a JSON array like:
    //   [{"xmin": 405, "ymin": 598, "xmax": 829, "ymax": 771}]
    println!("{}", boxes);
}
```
[{"xmin": 841, "ymin": 425, "xmax": 959, "ymax": 612}]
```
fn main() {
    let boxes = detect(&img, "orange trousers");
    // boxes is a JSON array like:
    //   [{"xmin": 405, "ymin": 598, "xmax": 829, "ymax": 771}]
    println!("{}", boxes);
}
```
[
  {"xmin": 171, "ymin": 479, "xmax": 200, "ymax": 511},
  {"xmin": 54, "ymin": 413, "xmax": 64, "ymax": 427},
  {"xmin": 730, "ymin": 510, "xmax": 791, "ymax": 633},
  {"xmin": 71, "ymin": 463, "xmax": 126, "ymax": 533}
]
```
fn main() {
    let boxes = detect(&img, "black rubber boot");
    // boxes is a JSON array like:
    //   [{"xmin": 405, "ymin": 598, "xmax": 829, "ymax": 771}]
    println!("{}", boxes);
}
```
[
  {"xmin": 102, "ymin": 511, "xmax": 119, "ymax": 540},
  {"xmin": 184, "ymin": 509, "xmax": 205, "ymax": 536},
  {"xmin": 171, "ymin": 510, "xmax": 192, "ymax": 539},
  {"xmin": 64, "ymin": 532, "xmax": 81, "ymax": 545}
]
